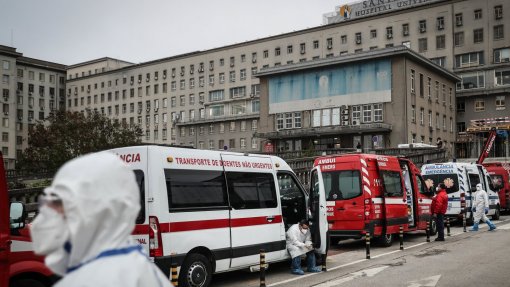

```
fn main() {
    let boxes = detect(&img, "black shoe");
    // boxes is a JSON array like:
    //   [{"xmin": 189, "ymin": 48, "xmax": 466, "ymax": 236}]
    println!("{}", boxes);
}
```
[{"xmin": 434, "ymin": 238, "xmax": 445, "ymax": 241}]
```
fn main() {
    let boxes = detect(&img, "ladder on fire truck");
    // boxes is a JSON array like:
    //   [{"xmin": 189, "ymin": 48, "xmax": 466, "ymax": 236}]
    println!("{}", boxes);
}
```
[{"xmin": 476, "ymin": 128, "xmax": 497, "ymax": 165}]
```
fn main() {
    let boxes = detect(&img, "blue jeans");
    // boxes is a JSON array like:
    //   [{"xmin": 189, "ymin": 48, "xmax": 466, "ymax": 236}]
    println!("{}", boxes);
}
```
[
  {"xmin": 436, "ymin": 214, "xmax": 444, "ymax": 239},
  {"xmin": 291, "ymin": 251, "xmax": 316, "ymax": 270}
]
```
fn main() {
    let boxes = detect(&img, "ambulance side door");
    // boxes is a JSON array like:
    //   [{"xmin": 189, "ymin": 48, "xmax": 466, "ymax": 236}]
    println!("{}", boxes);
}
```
[
  {"xmin": 222, "ymin": 154, "xmax": 284, "ymax": 268},
  {"xmin": 309, "ymin": 167, "xmax": 329, "ymax": 255},
  {"xmin": 380, "ymin": 168, "xmax": 408, "ymax": 234}
]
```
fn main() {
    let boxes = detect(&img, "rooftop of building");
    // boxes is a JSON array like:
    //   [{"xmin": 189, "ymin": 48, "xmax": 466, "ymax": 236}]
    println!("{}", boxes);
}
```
[
  {"xmin": 67, "ymin": 57, "xmax": 135, "ymax": 69},
  {"xmin": 256, "ymin": 46, "xmax": 460, "ymax": 82}
]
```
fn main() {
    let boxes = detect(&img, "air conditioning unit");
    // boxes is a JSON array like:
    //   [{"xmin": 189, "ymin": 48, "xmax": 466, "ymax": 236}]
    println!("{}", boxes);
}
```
[
  {"xmin": 146, "ymin": 78, "xmax": 149, "ymax": 82},
  {"xmin": 29, "ymin": 92, "xmax": 33, "ymax": 96},
  {"xmin": 199, "ymin": 100, "xmax": 204, "ymax": 105},
  {"xmin": 163, "ymin": 122, "xmax": 167, "ymax": 128},
  {"xmin": 327, "ymin": 45, "xmax": 332, "ymax": 50},
  {"xmin": 155, "ymin": 77, "xmax": 158, "ymax": 81},
  {"xmin": 420, "ymin": 28, "xmax": 426, "ymax": 33},
  {"xmin": 387, "ymin": 33, "xmax": 393, "ymax": 39},
  {"xmin": 154, "ymin": 124, "xmax": 158, "ymax": 129},
  {"xmin": 355, "ymin": 39, "xmax": 361, "ymax": 44},
  {"xmin": 252, "ymin": 58, "xmax": 257, "ymax": 64},
  {"xmin": 342, "ymin": 115, "xmax": 349, "ymax": 121},
  {"xmin": 40, "ymin": 106, "xmax": 44, "ymax": 111},
  {"xmin": 502, "ymin": 58, "xmax": 510, "ymax": 63},
  {"xmin": 50, "ymin": 94, "xmax": 54, "ymax": 99},
  {"xmin": 163, "ymin": 75, "xmax": 167, "ymax": 79},
  {"xmin": 146, "ymin": 108, "xmax": 150, "ymax": 112},
  {"xmin": 130, "ymin": 81, "xmax": 134, "ymax": 85},
  {"xmin": 437, "ymin": 24, "xmax": 444, "ymax": 30},
  {"xmin": 180, "ymin": 72, "xmax": 184, "ymax": 76},
  {"xmin": 154, "ymin": 108, "xmax": 158, "ymax": 112},
  {"xmin": 342, "ymin": 121, "xmax": 350, "ymax": 126},
  {"xmin": 138, "ymin": 109, "xmax": 142, "ymax": 114},
  {"xmin": 146, "ymin": 122, "xmax": 150, "ymax": 127},
  {"xmin": 3, "ymin": 96, "xmax": 8, "ymax": 102},
  {"xmin": 250, "ymin": 93, "xmax": 255, "ymax": 98},
  {"xmin": 138, "ymin": 80, "xmax": 141, "ymax": 83},
  {"xmin": 87, "ymin": 89, "xmax": 90, "ymax": 93},
  {"xmin": 28, "ymin": 117, "xmax": 33, "ymax": 121},
  {"xmin": 18, "ymin": 116, "xmax": 22, "ymax": 121},
  {"xmin": 3, "ymin": 112, "xmax": 8, "ymax": 115},
  {"xmin": 352, "ymin": 119, "xmax": 361, "ymax": 125}
]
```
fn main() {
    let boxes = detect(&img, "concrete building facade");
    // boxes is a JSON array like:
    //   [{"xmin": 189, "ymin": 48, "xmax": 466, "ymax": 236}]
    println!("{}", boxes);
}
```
[
  {"xmin": 256, "ymin": 47, "xmax": 458, "ymax": 155},
  {"xmin": 0, "ymin": 45, "xmax": 66, "ymax": 169},
  {"xmin": 65, "ymin": 0, "xmax": 509, "ymax": 158}
]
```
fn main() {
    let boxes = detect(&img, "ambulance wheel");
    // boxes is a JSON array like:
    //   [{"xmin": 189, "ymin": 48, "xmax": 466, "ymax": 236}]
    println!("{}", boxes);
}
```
[
  {"xmin": 429, "ymin": 219, "xmax": 437, "ymax": 236},
  {"xmin": 492, "ymin": 207, "xmax": 500, "ymax": 220},
  {"xmin": 179, "ymin": 253, "xmax": 212, "ymax": 287},
  {"xmin": 377, "ymin": 233, "xmax": 393, "ymax": 247}
]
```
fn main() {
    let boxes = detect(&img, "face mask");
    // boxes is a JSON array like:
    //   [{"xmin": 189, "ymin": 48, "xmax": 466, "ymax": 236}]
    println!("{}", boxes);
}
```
[
  {"xmin": 300, "ymin": 227, "xmax": 308, "ymax": 235},
  {"xmin": 436, "ymin": 187, "xmax": 440, "ymax": 192},
  {"xmin": 30, "ymin": 205, "xmax": 70, "ymax": 256}
]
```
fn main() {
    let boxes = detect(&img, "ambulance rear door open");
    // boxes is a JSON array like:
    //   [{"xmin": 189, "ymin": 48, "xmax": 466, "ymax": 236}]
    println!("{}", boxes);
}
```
[{"xmin": 309, "ymin": 166, "xmax": 331, "ymax": 256}]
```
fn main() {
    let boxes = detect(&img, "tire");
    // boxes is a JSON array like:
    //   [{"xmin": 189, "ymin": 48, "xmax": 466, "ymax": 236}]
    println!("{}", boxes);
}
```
[
  {"xmin": 429, "ymin": 219, "xmax": 438, "ymax": 236},
  {"xmin": 377, "ymin": 233, "xmax": 393, "ymax": 247},
  {"xmin": 492, "ymin": 206, "xmax": 500, "ymax": 220},
  {"xmin": 10, "ymin": 279, "xmax": 47, "ymax": 287},
  {"xmin": 179, "ymin": 253, "xmax": 212, "ymax": 287}
]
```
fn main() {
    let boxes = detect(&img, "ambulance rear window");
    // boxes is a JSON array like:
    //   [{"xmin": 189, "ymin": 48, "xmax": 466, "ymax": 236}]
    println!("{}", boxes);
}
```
[
  {"xmin": 134, "ymin": 170, "xmax": 145, "ymax": 224},
  {"xmin": 381, "ymin": 171, "xmax": 404, "ymax": 197},
  {"xmin": 322, "ymin": 170, "xmax": 361, "ymax": 200},
  {"xmin": 165, "ymin": 169, "xmax": 228, "ymax": 210},
  {"xmin": 422, "ymin": 174, "xmax": 459, "ymax": 194}
]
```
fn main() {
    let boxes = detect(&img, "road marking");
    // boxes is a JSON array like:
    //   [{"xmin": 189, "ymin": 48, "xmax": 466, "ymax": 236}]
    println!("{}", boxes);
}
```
[
  {"xmin": 496, "ymin": 223, "xmax": 510, "ymax": 230},
  {"xmin": 313, "ymin": 266, "xmax": 389, "ymax": 287},
  {"xmin": 406, "ymin": 275, "xmax": 441, "ymax": 287}
]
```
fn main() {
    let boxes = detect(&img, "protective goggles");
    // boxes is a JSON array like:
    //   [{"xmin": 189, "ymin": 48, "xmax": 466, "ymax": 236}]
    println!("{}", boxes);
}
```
[{"xmin": 38, "ymin": 193, "xmax": 63, "ymax": 209}]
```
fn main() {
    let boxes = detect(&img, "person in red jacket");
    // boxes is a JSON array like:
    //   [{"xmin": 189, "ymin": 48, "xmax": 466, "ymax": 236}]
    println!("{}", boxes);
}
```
[{"xmin": 431, "ymin": 183, "xmax": 448, "ymax": 241}]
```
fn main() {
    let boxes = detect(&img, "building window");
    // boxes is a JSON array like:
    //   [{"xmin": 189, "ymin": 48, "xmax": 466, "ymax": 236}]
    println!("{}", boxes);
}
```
[
  {"xmin": 436, "ymin": 17, "xmax": 444, "ymax": 30},
  {"xmin": 355, "ymin": 32, "xmax": 362, "ymax": 44},
  {"xmin": 252, "ymin": 52, "xmax": 257, "ymax": 63},
  {"xmin": 402, "ymin": 41, "xmax": 411, "ymax": 49},
  {"xmin": 251, "ymin": 100, "xmax": 260, "ymax": 113},
  {"xmin": 457, "ymin": 72, "xmax": 485, "ymax": 90},
  {"xmin": 436, "ymin": 35, "xmax": 445, "ymax": 49},
  {"xmin": 287, "ymin": 45, "xmax": 293, "ymax": 54},
  {"xmin": 420, "ymin": 108, "xmax": 424, "ymax": 125},
  {"xmin": 313, "ymin": 40, "xmax": 319, "ymax": 49},
  {"xmin": 386, "ymin": 26, "xmax": 393, "ymax": 39},
  {"xmin": 474, "ymin": 9, "xmax": 482, "ymax": 20},
  {"xmin": 352, "ymin": 106, "xmax": 361, "ymax": 124},
  {"xmin": 180, "ymin": 80, "xmax": 185, "ymax": 90},
  {"xmin": 219, "ymin": 73, "xmax": 225, "ymax": 84},
  {"xmin": 473, "ymin": 28, "xmax": 484, "ymax": 43},
  {"xmin": 419, "ymin": 20, "xmax": 426, "ymax": 33},
  {"xmin": 229, "ymin": 71, "xmax": 235, "ymax": 83},
  {"xmin": 209, "ymin": 90, "xmax": 224, "ymax": 102},
  {"xmin": 370, "ymin": 29, "xmax": 377, "ymax": 38},
  {"xmin": 457, "ymin": 122, "xmax": 466, "ymax": 133},
  {"xmin": 455, "ymin": 51, "xmax": 484, "ymax": 68},
  {"xmin": 495, "ymin": 5, "xmax": 503, "ymax": 19},
  {"xmin": 496, "ymin": 96, "xmax": 506, "ymax": 110},
  {"xmin": 402, "ymin": 23, "xmax": 409, "ymax": 36},
  {"xmin": 373, "ymin": 104, "xmax": 383, "ymax": 122},
  {"xmin": 418, "ymin": 38, "xmax": 428, "ymax": 52},
  {"xmin": 180, "ymin": 95, "xmax": 185, "ymax": 106},
  {"xmin": 312, "ymin": 110, "xmax": 321, "ymax": 127},
  {"xmin": 457, "ymin": 101, "xmax": 465, "ymax": 112},
  {"xmin": 474, "ymin": 99, "xmax": 485, "ymax": 112},
  {"xmin": 495, "ymin": 69, "xmax": 510, "ymax": 86},
  {"xmin": 411, "ymin": 105, "xmax": 416, "ymax": 123},
  {"xmin": 494, "ymin": 48, "xmax": 510, "ymax": 63},
  {"xmin": 454, "ymin": 32, "xmax": 464, "ymax": 46},
  {"xmin": 362, "ymin": 105, "xmax": 372, "ymax": 123},
  {"xmin": 341, "ymin": 35, "xmax": 347, "ymax": 44},
  {"xmin": 240, "ymin": 69, "xmax": 246, "ymax": 81},
  {"xmin": 411, "ymin": 69, "xmax": 415, "ymax": 93},
  {"xmin": 209, "ymin": 74, "xmax": 214, "ymax": 86},
  {"xmin": 252, "ymin": 120, "xmax": 258, "ymax": 131},
  {"xmin": 494, "ymin": 25, "xmax": 504, "ymax": 40},
  {"xmin": 456, "ymin": 13, "xmax": 463, "ymax": 26},
  {"xmin": 326, "ymin": 38, "xmax": 333, "ymax": 49},
  {"xmin": 275, "ymin": 47, "xmax": 281, "ymax": 56},
  {"xmin": 428, "ymin": 110, "xmax": 432, "ymax": 127},
  {"xmin": 209, "ymin": 105, "xmax": 224, "ymax": 117},
  {"xmin": 300, "ymin": 43, "xmax": 306, "ymax": 54}
]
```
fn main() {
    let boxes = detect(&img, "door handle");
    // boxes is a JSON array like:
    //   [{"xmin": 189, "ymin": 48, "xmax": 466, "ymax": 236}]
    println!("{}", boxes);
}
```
[
  {"xmin": 419, "ymin": 198, "xmax": 423, "ymax": 202},
  {"xmin": 266, "ymin": 216, "xmax": 275, "ymax": 222},
  {"xmin": 337, "ymin": 208, "xmax": 345, "ymax": 211},
  {"xmin": 352, "ymin": 202, "xmax": 357, "ymax": 205}
]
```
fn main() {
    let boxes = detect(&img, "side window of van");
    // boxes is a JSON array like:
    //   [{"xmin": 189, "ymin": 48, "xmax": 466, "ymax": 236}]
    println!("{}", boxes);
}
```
[
  {"xmin": 416, "ymin": 176, "xmax": 428, "ymax": 194},
  {"xmin": 381, "ymin": 171, "xmax": 404, "ymax": 197},
  {"xmin": 469, "ymin": 174, "xmax": 480, "ymax": 191},
  {"xmin": 227, "ymin": 172, "xmax": 277, "ymax": 209},
  {"xmin": 165, "ymin": 169, "xmax": 228, "ymax": 210},
  {"xmin": 133, "ymin": 170, "xmax": 146, "ymax": 224}
]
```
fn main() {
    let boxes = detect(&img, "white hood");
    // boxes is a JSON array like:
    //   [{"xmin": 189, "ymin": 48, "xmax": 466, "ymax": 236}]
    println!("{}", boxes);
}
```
[{"xmin": 45, "ymin": 152, "xmax": 140, "ymax": 270}]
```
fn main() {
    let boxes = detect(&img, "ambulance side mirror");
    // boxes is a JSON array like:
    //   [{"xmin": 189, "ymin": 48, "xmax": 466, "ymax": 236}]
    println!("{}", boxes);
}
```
[{"xmin": 9, "ymin": 202, "xmax": 26, "ymax": 230}]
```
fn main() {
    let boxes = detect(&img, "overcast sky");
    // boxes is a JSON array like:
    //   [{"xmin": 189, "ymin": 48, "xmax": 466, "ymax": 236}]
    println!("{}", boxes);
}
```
[{"xmin": 0, "ymin": 0, "xmax": 344, "ymax": 65}]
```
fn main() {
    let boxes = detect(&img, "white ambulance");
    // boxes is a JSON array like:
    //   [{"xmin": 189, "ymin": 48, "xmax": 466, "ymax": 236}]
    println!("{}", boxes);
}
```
[
  {"xmin": 104, "ymin": 146, "xmax": 328, "ymax": 287},
  {"xmin": 421, "ymin": 162, "xmax": 501, "ymax": 221}
]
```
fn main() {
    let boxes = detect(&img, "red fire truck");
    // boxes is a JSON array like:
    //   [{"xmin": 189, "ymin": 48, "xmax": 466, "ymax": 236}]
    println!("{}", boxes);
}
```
[
  {"xmin": 0, "ymin": 152, "xmax": 55, "ymax": 287},
  {"xmin": 312, "ymin": 154, "xmax": 436, "ymax": 246},
  {"xmin": 483, "ymin": 162, "xmax": 510, "ymax": 211}
]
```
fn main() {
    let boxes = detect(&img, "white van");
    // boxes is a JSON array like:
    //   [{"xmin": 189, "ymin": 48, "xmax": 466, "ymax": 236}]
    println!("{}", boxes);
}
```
[
  {"xmin": 104, "ymin": 146, "xmax": 328, "ymax": 287},
  {"xmin": 421, "ymin": 162, "xmax": 501, "ymax": 221}
]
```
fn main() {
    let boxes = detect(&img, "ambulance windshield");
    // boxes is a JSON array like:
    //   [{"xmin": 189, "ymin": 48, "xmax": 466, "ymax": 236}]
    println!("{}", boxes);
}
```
[
  {"xmin": 322, "ymin": 170, "xmax": 361, "ymax": 200},
  {"xmin": 422, "ymin": 173, "xmax": 459, "ymax": 194}
]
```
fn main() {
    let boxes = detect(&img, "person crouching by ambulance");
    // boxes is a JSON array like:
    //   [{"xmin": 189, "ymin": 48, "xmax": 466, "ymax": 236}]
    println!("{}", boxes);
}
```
[
  {"xmin": 470, "ymin": 183, "xmax": 497, "ymax": 232},
  {"xmin": 286, "ymin": 219, "xmax": 322, "ymax": 275},
  {"xmin": 431, "ymin": 183, "xmax": 448, "ymax": 241},
  {"xmin": 29, "ymin": 153, "xmax": 172, "ymax": 287}
]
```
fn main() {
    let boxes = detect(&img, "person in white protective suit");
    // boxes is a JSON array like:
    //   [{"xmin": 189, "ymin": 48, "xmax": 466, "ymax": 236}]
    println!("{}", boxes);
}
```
[
  {"xmin": 30, "ymin": 153, "xmax": 172, "ymax": 287},
  {"xmin": 469, "ymin": 183, "xmax": 496, "ymax": 232},
  {"xmin": 286, "ymin": 219, "xmax": 322, "ymax": 275}
]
